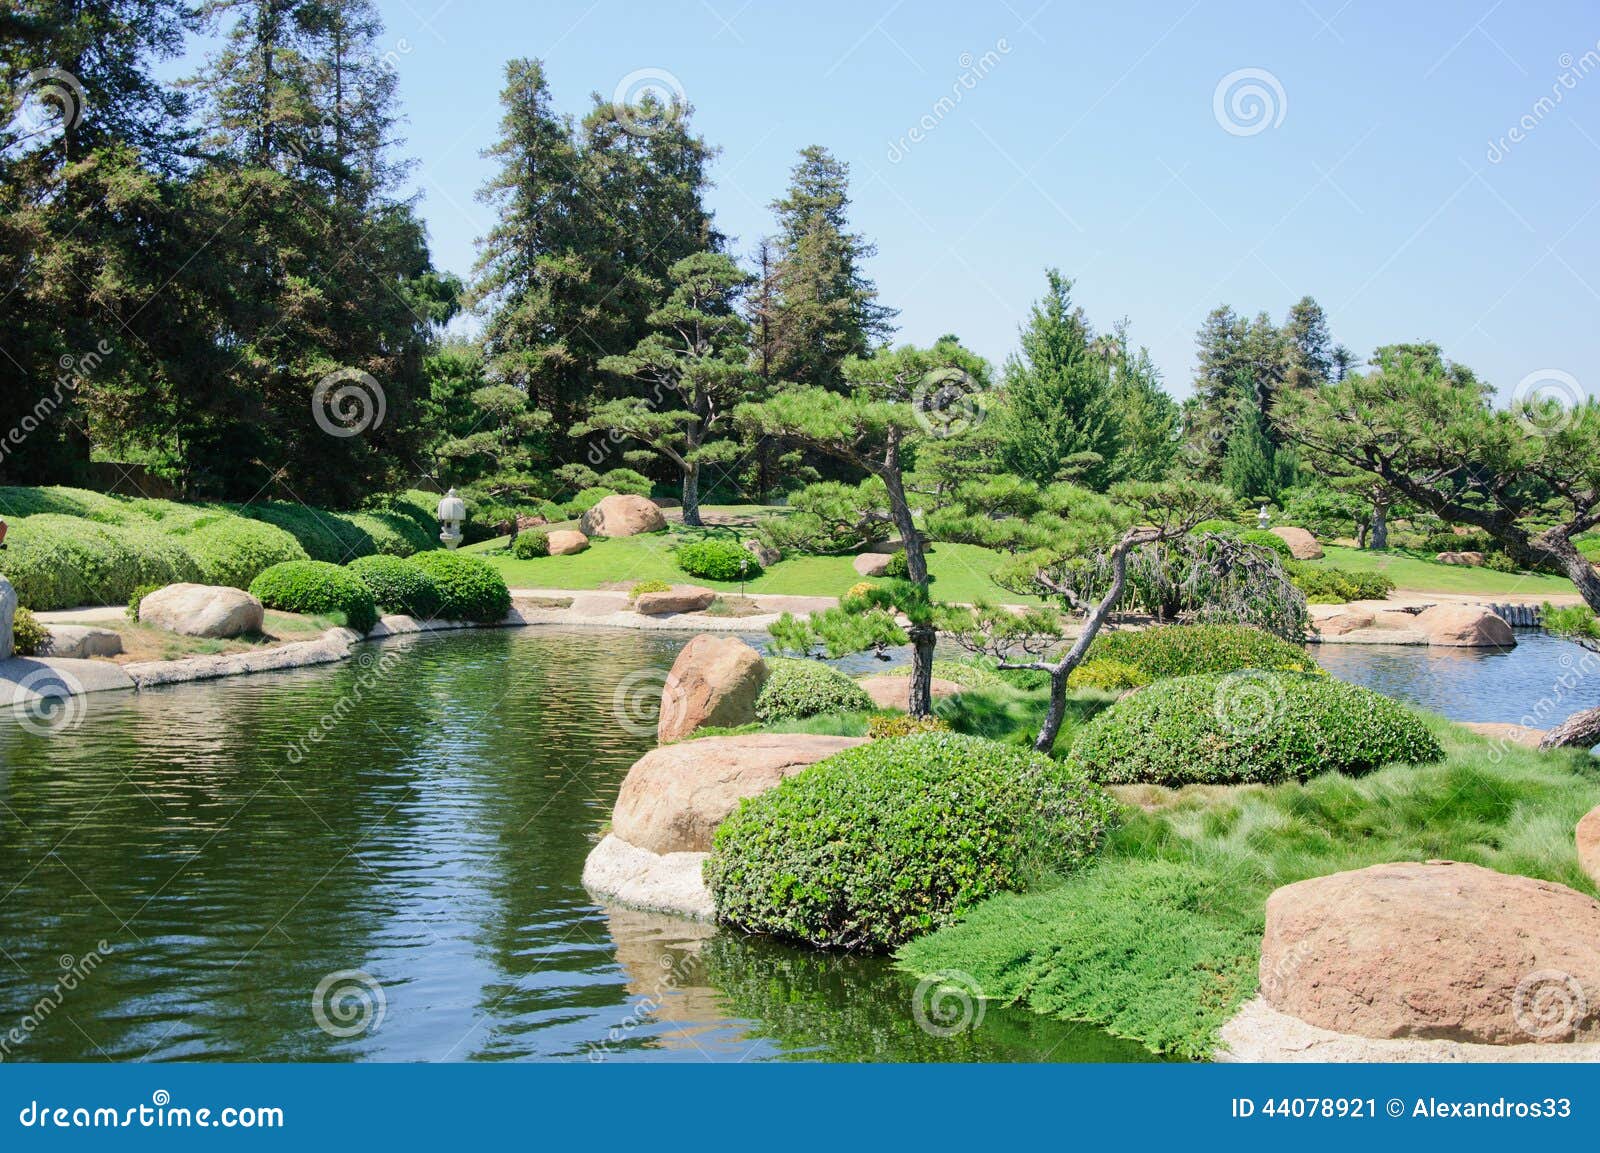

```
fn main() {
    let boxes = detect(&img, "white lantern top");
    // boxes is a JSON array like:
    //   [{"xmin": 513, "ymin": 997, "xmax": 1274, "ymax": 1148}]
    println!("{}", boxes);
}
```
[{"xmin": 437, "ymin": 488, "xmax": 466, "ymax": 523}]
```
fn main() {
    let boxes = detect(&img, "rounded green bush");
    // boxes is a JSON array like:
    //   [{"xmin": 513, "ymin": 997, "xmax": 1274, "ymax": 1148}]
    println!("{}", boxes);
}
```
[
  {"xmin": 512, "ymin": 530, "xmax": 549, "ymax": 559},
  {"xmin": 706, "ymin": 731, "xmax": 1116, "ymax": 951},
  {"xmin": 182, "ymin": 517, "xmax": 308, "ymax": 589},
  {"xmin": 1239, "ymin": 529, "xmax": 1293, "ymax": 558},
  {"xmin": 346, "ymin": 554, "xmax": 443, "ymax": 618},
  {"xmin": 407, "ymin": 550, "xmax": 511, "ymax": 622},
  {"xmin": 676, "ymin": 538, "xmax": 760, "ymax": 581},
  {"xmin": 881, "ymin": 550, "xmax": 935, "ymax": 582},
  {"xmin": 1290, "ymin": 566, "xmax": 1396, "ymax": 603},
  {"xmin": 1068, "ymin": 671, "xmax": 1443, "ymax": 786},
  {"xmin": 0, "ymin": 514, "xmax": 203, "ymax": 610},
  {"xmin": 10, "ymin": 607, "xmax": 48, "ymax": 656},
  {"xmin": 755, "ymin": 657, "xmax": 875, "ymax": 721},
  {"xmin": 1085, "ymin": 624, "xmax": 1315, "ymax": 679},
  {"xmin": 1066, "ymin": 658, "xmax": 1151, "ymax": 691},
  {"xmin": 248, "ymin": 560, "xmax": 378, "ymax": 633}
]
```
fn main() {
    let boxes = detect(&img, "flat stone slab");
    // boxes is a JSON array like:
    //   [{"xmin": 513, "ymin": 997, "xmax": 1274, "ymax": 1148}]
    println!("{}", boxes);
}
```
[
  {"xmin": 123, "ymin": 628, "xmax": 361, "ymax": 688},
  {"xmin": 1219, "ymin": 996, "xmax": 1600, "ymax": 1063},
  {"xmin": 38, "ymin": 624, "xmax": 123, "ymax": 659},
  {"xmin": 0, "ymin": 656, "xmax": 134, "ymax": 702},
  {"xmin": 581, "ymin": 833, "xmax": 713, "ymax": 920}
]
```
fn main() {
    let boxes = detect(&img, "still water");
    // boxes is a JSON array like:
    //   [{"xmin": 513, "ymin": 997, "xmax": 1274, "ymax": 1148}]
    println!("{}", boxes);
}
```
[{"xmin": 0, "ymin": 628, "xmax": 1149, "ymax": 1063}]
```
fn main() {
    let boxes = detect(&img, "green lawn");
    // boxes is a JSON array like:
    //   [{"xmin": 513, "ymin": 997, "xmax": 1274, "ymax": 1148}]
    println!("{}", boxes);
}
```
[
  {"xmin": 470, "ymin": 523, "xmax": 1040, "ymax": 605},
  {"xmin": 1306, "ymin": 545, "xmax": 1575, "ymax": 597},
  {"xmin": 897, "ymin": 719, "xmax": 1600, "ymax": 1059}
]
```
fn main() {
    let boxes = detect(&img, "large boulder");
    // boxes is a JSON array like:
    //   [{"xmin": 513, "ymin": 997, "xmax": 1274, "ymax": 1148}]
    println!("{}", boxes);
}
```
[
  {"xmin": 1415, "ymin": 604, "xmax": 1515, "ymax": 647},
  {"xmin": 1436, "ymin": 550, "xmax": 1486, "ymax": 567},
  {"xmin": 634, "ymin": 585, "xmax": 716, "ymax": 616},
  {"xmin": 1269, "ymin": 526, "xmax": 1324, "ymax": 560},
  {"xmin": 1260, "ymin": 860, "xmax": 1600, "ymax": 1044},
  {"xmin": 852, "ymin": 553, "xmax": 892, "ymax": 577},
  {"xmin": 657, "ymin": 634, "xmax": 768, "ymax": 743},
  {"xmin": 856, "ymin": 674, "xmax": 963, "ymax": 711},
  {"xmin": 546, "ymin": 528, "xmax": 589, "ymax": 556},
  {"xmin": 138, "ymin": 583, "xmax": 264, "ymax": 638},
  {"xmin": 579, "ymin": 494, "xmax": 666, "ymax": 537},
  {"xmin": 743, "ymin": 539, "xmax": 780, "ymax": 567},
  {"xmin": 0, "ymin": 575, "xmax": 15, "ymax": 660},
  {"xmin": 1579, "ymin": 805, "xmax": 1600, "ymax": 887},
  {"xmin": 611, "ymin": 732, "xmax": 866, "ymax": 855},
  {"xmin": 1312, "ymin": 605, "xmax": 1375, "ymax": 637}
]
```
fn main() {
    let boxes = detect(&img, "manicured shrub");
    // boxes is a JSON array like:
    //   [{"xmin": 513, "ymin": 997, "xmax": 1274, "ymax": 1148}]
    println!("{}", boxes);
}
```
[
  {"xmin": 1484, "ymin": 551, "xmax": 1519, "ymax": 573},
  {"xmin": 182, "ymin": 517, "xmax": 307, "ymax": 589},
  {"xmin": 628, "ymin": 579, "xmax": 672, "ymax": 599},
  {"xmin": 1240, "ymin": 528, "xmax": 1293, "ymax": 558},
  {"xmin": 1290, "ymin": 566, "xmax": 1396, "ymax": 604},
  {"xmin": 563, "ymin": 487, "xmax": 616, "ymax": 517},
  {"xmin": 127, "ymin": 582, "xmax": 163, "ymax": 620},
  {"xmin": 10, "ymin": 607, "xmax": 48, "ymax": 656},
  {"xmin": 347, "ymin": 554, "xmax": 443, "ymax": 618},
  {"xmin": 754, "ymin": 657, "xmax": 875, "ymax": 721},
  {"xmin": 866, "ymin": 713, "xmax": 950, "ymax": 740},
  {"xmin": 597, "ymin": 468, "xmax": 652, "ymax": 496},
  {"xmin": 706, "ymin": 731, "xmax": 1116, "ymax": 951},
  {"xmin": 1085, "ymin": 623, "xmax": 1316, "ymax": 679},
  {"xmin": 1423, "ymin": 529, "xmax": 1489, "ymax": 553},
  {"xmin": 1066, "ymin": 658, "xmax": 1151, "ymax": 691},
  {"xmin": 407, "ymin": 550, "xmax": 511, "ymax": 622},
  {"xmin": 1068, "ymin": 671, "xmax": 1443, "ymax": 786},
  {"xmin": 0, "ymin": 485, "xmax": 127, "ymax": 521},
  {"xmin": 677, "ymin": 538, "xmax": 760, "ymax": 581},
  {"xmin": 0, "ymin": 515, "xmax": 202, "ymax": 610},
  {"xmin": 511, "ymin": 530, "xmax": 549, "ymax": 559},
  {"xmin": 248, "ymin": 560, "xmax": 378, "ymax": 633}
]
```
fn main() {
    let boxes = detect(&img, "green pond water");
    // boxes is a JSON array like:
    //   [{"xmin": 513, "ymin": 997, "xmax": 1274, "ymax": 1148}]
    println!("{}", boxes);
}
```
[{"xmin": 0, "ymin": 627, "xmax": 1153, "ymax": 1063}]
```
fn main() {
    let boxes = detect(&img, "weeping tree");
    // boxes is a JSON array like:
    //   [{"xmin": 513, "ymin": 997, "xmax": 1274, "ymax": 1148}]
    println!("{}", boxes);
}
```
[
  {"xmin": 738, "ymin": 340, "xmax": 992, "ymax": 715},
  {"xmin": 577, "ymin": 253, "xmax": 753, "ymax": 526},
  {"xmin": 936, "ymin": 480, "xmax": 1304, "ymax": 752}
]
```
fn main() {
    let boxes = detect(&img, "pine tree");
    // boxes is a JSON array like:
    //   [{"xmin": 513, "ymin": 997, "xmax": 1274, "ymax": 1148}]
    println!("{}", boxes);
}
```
[
  {"xmin": 766, "ymin": 146, "xmax": 896, "ymax": 389},
  {"xmin": 1221, "ymin": 398, "xmax": 1278, "ymax": 502}
]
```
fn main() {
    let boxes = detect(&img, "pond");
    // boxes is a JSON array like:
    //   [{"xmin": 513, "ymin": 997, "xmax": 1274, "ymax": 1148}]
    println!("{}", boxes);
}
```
[{"xmin": 0, "ymin": 628, "xmax": 1151, "ymax": 1063}]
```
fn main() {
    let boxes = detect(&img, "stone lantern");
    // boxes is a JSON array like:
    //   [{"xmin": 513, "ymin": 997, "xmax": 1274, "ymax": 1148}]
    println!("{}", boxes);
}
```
[
  {"xmin": 1256, "ymin": 504, "xmax": 1272, "ymax": 530},
  {"xmin": 437, "ymin": 488, "xmax": 466, "ymax": 550}
]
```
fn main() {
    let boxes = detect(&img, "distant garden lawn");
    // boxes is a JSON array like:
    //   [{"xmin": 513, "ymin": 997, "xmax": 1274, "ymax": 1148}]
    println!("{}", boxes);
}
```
[{"xmin": 1305, "ymin": 545, "xmax": 1575, "ymax": 598}]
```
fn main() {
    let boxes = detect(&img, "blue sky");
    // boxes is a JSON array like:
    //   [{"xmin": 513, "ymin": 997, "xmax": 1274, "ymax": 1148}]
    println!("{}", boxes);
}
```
[{"xmin": 260, "ymin": 1, "xmax": 1600, "ymax": 400}]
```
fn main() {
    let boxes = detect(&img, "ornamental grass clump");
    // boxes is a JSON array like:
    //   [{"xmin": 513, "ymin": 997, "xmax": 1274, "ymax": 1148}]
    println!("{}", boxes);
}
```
[
  {"xmin": 1068, "ymin": 671, "xmax": 1443, "ymax": 786},
  {"xmin": 754, "ymin": 657, "xmax": 875, "ymax": 721},
  {"xmin": 706, "ymin": 731, "xmax": 1116, "ymax": 951}
]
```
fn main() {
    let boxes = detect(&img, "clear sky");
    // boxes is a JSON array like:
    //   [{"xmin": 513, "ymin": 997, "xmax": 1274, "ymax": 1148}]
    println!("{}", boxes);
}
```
[{"xmin": 303, "ymin": 1, "xmax": 1600, "ymax": 400}]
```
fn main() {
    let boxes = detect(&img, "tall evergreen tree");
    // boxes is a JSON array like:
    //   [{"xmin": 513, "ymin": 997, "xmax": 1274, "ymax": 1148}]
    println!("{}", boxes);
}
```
[
  {"xmin": 992, "ymin": 270, "xmax": 1120, "ymax": 488},
  {"xmin": 766, "ymin": 145, "xmax": 896, "ymax": 390}
]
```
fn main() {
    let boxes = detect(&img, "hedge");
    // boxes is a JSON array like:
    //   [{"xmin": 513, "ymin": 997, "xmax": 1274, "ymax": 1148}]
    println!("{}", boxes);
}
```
[
  {"xmin": 180, "ymin": 517, "xmax": 308, "ymax": 589},
  {"xmin": 407, "ymin": 550, "xmax": 511, "ymax": 622},
  {"xmin": 0, "ymin": 515, "xmax": 202, "ymax": 610},
  {"xmin": 1085, "ymin": 624, "xmax": 1316, "ymax": 679},
  {"xmin": 706, "ymin": 731, "xmax": 1116, "ymax": 951},
  {"xmin": 1068, "ymin": 671, "xmax": 1444, "ymax": 786},
  {"xmin": 346, "ymin": 554, "xmax": 443, "ymax": 618},
  {"xmin": 248, "ymin": 560, "xmax": 379, "ymax": 634},
  {"xmin": 1290, "ymin": 566, "xmax": 1396, "ymax": 604},
  {"xmin": 754, "ymin": 657, "xmax": 875, "ymax": 721}
]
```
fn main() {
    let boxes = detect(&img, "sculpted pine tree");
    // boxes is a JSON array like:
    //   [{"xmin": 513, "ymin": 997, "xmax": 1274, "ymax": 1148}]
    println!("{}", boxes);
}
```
[{"xmin": 576, "ymin": 253, "xmax": 753, "ymax": 526}]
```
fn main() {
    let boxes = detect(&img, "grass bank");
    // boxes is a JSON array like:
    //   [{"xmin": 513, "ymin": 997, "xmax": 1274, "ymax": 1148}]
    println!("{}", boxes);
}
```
[
  {"xmin": 1306, "ymin": 545, "xmax": 1574, "ymax": 597},
  {"xmin": 896, "ymin": 719, "xmax": 1600, "ymax": 1059}
]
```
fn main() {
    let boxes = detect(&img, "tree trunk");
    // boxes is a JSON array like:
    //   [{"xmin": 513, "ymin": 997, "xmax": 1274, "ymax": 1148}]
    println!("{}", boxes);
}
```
[
  {"xmin": 1539, "ymin": 534, "xmax": 1600, "ymax": 615},
  {"xmin": 1033, "ymin": 666, "xmax": 1071, "ymax": 754},
  {"xmin": 1539, "ymin": 705, "xmax": 1600, "ymax": 751},
  {"xmin": 680, "ymin": 463, "xmax": 702, "ymax": 528},
  {"xmin": 879, "ymin": 440, "xmax": 932, "ymax": 716},
  {"xmin": 1370, "ymin": 502, "xmax": 1388, "ymax": 550}
]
